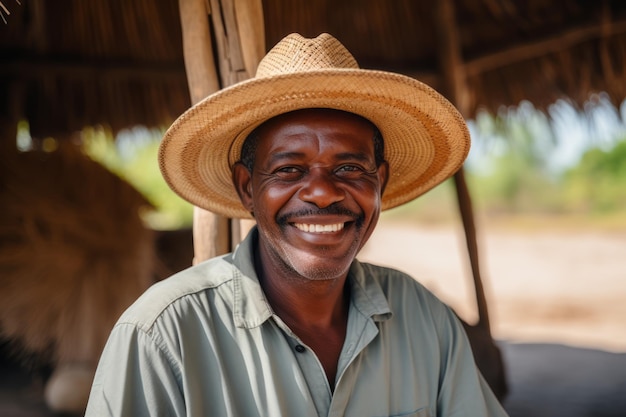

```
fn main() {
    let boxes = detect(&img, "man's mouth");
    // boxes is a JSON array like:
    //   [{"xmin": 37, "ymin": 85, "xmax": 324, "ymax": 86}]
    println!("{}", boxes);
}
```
[{"xmin": 293, "ymin": 223, "xmax": 345, "ymax": 233}]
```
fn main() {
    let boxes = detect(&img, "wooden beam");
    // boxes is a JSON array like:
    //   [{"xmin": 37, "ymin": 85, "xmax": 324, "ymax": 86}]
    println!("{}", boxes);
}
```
[
  {"xmin": 231, "ymin": 0, "xmax": 264, "ymax": 243},
  {"xmin": 207, "ymin": 0, "xmax": 264, "ymax": 247},
  {"xmin": 435, "ymin": 0, "xmax": 470, "ymax": 115},
  {"xmin": 434, "ymin": 2, "xmax": 511, "ymax": 401},
  {"xmin": 234, "ymin": 0, "xmax": 265, "ymax": 77},
  {"xmin": 179, "ymin": 0, "xmax": 220, "ymax": 102},
  {"xmin": 435, "ymin": 0, "xmax": 492, "ymax": 332},
  {"xmin": 599, "ymin": 0, "xmax": 619, "ymax": 87},
  {"xmin": 208, "ymin": 0, "xmax": 264, "ymax": 87},
  {"xmin": 179, "ymin": 0, "xmax": 231, "ymax": 264},
  {"xmin": 0, "ymin": 58, "xmax": 186, "ymax": 81},
  {"xmin": 209, "ymin": 0, "xmax": 244, "ymax": 86},
  {"xmin": 465, "ymin": 16, "xmax": 626, "ymax": 76}
]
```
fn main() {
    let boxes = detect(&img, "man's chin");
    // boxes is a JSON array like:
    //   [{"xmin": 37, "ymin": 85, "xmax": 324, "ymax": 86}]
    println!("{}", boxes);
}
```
[{"xmin": 287, "ymin": 252, "xmax": 353, "ymax": 282}]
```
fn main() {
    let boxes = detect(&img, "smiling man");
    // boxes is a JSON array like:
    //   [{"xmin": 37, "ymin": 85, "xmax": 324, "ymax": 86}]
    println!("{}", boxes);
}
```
[{"xmin": 86, "ymin": 34, "xmax": 509, "ymax": 417}]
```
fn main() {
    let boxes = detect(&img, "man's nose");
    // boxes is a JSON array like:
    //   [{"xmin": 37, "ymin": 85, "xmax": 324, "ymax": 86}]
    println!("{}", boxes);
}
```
[{"xmin": 298, "ymin": 169, "xmax": 345, "ymax": 208}]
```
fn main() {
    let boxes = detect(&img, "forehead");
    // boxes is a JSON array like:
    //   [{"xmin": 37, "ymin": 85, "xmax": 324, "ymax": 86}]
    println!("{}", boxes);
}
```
[
  {"xmin": 250, "ymin": 108, "xmax": 376, "ymax": 152},
  {"xmin": 258, "ymin": 108, "xmax": 375, "ymax": 131}
]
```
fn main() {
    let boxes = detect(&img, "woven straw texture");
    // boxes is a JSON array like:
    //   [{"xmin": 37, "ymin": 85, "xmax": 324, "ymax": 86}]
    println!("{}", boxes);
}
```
[{"xmin": 159, "ymin": 33, "xmax": 470, "ymax": 219}]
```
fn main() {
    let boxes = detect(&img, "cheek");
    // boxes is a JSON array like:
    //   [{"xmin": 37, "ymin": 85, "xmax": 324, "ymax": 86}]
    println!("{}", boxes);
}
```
[
  {"xmin": 254, "ymin": 182, "xmax": 298, "ymax": 217},
  {"xmin": 350, "ymin": 182, "xmax": 383, "ymax": 210},
  {"xmin": 264, "ymin": 186, "xmax": 292, "ymax": 203}
]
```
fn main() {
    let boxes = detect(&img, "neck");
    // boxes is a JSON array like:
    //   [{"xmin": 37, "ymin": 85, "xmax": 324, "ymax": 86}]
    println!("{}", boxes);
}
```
[{"xmin": 256, "ymin": 255, "xmax": 350, "ymax": 328}]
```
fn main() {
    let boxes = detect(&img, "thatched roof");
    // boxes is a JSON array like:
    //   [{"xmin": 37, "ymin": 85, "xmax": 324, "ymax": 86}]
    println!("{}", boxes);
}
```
[
  {"xmin": 1, "ymin": 0, "xmax": 188, "ymax": 138},
  {"xmin": 265, "ymin": 0, "xmax": 626, "ymax": 115},
  {"xmin": 1, "ymin": 0, "xmax": 625, "ymax": 139}
]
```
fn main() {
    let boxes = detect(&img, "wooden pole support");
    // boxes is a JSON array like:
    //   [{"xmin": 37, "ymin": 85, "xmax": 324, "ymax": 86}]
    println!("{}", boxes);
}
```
[
  {"xmin": 178, "ymin": 0, "xmax": 231, "ymax": 263},
  {"xmin": 434, "ymin": 0, "xmax": 491, "ymax": 332}
]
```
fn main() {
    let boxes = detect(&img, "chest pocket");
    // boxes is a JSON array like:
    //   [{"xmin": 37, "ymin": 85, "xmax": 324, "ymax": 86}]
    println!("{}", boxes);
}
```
[
  {"xmin": 388, "ymin": 407, "xmax": 432, "ymax": 417},
  {"xmin": 389, "ymin": 408, "xmax": 431, "ymax": 417}
]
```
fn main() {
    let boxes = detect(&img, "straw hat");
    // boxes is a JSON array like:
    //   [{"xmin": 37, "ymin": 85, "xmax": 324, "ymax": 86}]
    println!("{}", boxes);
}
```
[{"xmin": 159, "ymin": 33, "xmax": 470, "ymax": 219}]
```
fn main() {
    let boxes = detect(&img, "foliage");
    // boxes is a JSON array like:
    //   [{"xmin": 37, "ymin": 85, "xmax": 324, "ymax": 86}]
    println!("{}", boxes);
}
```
[
  {"xmin": 81, "ymin": 127, "xmax": 193, "ymax": 230},
  {"xmin": 460, "ymin": 101, "xmax": 626, "ymax": 226},
  {"xmin": 466, "ymin": 103, "xmax": 563, "ymax": 215},
  {"xmin": 561, "ymin": 139, "xmax": 626, "ymax": 213}
]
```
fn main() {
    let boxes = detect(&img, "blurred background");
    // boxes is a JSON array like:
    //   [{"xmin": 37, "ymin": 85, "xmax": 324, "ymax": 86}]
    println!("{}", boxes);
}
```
[{"xmin": 1, "ymin": 1, "xmax": 625, "ymax": 416}]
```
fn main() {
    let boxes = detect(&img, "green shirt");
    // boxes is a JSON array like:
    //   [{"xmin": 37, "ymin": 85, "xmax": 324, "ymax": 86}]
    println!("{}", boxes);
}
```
[{"xmin": 86, "ymin": 228, "xmax": 508, "ymax": 416}]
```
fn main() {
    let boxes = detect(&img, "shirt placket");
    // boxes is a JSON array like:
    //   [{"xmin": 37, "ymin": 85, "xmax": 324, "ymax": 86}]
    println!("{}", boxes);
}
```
[
  {"xmin": 327, "ymin": 305, "xmax": 381, "ymax": 417},
  {"xmin": 271, "ymin": 315, "xmax": 333, "ymax": 417}
]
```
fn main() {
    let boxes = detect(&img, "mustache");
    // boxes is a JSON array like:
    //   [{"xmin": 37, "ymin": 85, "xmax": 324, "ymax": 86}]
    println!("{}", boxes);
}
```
[{"xmin": 277, "ymin": 205, "xmax": 363, "ymax": 227}]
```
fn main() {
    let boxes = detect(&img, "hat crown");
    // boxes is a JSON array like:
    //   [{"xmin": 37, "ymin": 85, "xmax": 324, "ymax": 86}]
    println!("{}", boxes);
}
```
[{"xmin": 255, "ymin": 33, "xmax": 359, "ymax": 78}]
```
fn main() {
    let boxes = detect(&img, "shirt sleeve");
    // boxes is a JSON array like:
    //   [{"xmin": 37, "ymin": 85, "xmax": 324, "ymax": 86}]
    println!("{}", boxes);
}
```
[
  {"xmin": 435, "ymin": 305, "xmax": 509, "ymax": 417},
  {"xmin": 85, "ymin": 323, "xmax": 185, "ymax": 417}
]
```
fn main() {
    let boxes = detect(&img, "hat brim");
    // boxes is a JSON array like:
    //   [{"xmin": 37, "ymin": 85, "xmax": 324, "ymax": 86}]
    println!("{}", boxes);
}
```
[{"xmin": 159, "ymin": 69, "xmax": 470, "ymax": 219}]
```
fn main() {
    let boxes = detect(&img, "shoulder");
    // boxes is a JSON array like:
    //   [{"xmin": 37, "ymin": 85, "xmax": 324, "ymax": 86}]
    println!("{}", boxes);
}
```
[{"xmin": 117, "ymin": 255, "xmax": 237, "ymax": 331}]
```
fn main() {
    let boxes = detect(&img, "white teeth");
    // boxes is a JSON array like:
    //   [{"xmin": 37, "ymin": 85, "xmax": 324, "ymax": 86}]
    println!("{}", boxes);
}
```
[{"xmin": 294, "ymin": 223, "xmax": 344, "ymax": 233}]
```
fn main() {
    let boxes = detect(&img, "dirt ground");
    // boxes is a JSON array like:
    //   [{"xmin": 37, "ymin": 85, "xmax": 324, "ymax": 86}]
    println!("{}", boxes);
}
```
[
  {"xmin": 360, "ymin": 218, "xmax": 626, "ymax": 417},
  {"xmin": 360, "ymin": 218, "xmax": 626, "ymax": 353}
]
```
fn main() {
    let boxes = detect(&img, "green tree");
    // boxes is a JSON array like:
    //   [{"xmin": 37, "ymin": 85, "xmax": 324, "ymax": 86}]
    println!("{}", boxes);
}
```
[
  {"xmin": 82, "ymin": 127, "xmax": 193, "ymax": 230},
  {"xmin": 467, "ymin": 103, "xmax": 561, "ymax": 214},
  {"xmin": 562, "ymin": 138, "xmax": 626, "ymax": 213}
]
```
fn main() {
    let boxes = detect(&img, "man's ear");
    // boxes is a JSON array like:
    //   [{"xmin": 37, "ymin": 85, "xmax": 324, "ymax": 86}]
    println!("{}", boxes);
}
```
[{"xmin": 232, "ymin": 162, "xmax": 254, "ymax": 214}]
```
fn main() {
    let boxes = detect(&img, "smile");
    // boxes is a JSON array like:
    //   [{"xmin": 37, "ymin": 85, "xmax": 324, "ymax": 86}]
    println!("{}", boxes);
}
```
[{"xmin": 293, "ymin": 223, "xmax": 345, "ymax": 233}]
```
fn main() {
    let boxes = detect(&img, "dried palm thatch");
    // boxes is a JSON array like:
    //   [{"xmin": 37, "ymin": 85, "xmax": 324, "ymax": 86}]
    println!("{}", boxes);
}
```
[
  {"xmin": 1, "ymin": 0, "xmax": 190, "ymax": 139},
  {"xmin": 0, "ymin": 0, "xmax": 19, "ymax": 25},
  {"xmin": 262, "ymin": 0, "xmax": 626, "ymax": 117},
  {"xmin": 2, "ymin": 0, "xmax": 626, "ymax": 141},
  {"xmin": 0, "ymin": 140, "xmax": 155, "ymax": 365}
]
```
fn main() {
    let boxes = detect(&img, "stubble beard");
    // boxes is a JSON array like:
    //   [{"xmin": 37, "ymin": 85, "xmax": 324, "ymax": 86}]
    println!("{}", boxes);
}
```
[{"xmin": 278, "ymin": 206, "xmax": 366, "ymax": 279}]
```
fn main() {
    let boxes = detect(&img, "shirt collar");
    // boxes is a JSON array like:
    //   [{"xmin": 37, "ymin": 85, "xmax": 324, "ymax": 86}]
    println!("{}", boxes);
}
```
[
  {"xmin": 226, "ymin": 227, "xmax": 274, "ymax": 328},
  {"xmin": 348, "ymin": 260, "xmax": 393, "ymax": 322},
  {"xmin": 226, "ymin": 227, "xmax": 392, "ymax": 328}
]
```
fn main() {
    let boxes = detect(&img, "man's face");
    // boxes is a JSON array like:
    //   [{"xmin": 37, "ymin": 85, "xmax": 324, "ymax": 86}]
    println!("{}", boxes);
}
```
[{"xmin": 233, "ymin": 108, "xmax": 389, "ymax": 282}]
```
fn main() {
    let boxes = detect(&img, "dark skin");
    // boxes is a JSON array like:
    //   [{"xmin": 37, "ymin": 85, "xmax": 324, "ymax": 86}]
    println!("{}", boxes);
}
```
[{"xmin": 232, "ymin": 108, "xmax": 389, "ymax": 390}]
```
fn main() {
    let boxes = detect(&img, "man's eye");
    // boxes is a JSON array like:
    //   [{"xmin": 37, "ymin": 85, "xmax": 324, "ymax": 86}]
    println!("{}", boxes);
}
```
[
  {"xmin": 276, "ymin": 166, "xmax": 300, "ymax": 173},
  {"xmin": 336, "ymin": 165, "xmax": 363, "ymax": 173},
  {"xmin": 273, "ymin": 166, "xmax": 304, "ymax": 178}
]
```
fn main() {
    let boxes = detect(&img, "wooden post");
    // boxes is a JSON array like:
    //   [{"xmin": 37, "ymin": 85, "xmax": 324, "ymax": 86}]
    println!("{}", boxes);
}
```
[
  {"xmin": 434, "ymin": 0, "xmax": 509, "ymax": 400},
  {"xmin": 207, "ymin": 0, "xmax": 264, "ymax": 246},
  {"xmin": 178, "ymin": 0, "xmax": 265, "ymax": 262},
  {"xmin": 434, "ymin": 0, "xmax": 490, "ymax": 331},
  {"xmin": 178, "ymin": 0, "xmax": 230, "ymax": 263},
  {"xmin": 230, "ymin": 0, "xmax": 264, "ymax": 243}
]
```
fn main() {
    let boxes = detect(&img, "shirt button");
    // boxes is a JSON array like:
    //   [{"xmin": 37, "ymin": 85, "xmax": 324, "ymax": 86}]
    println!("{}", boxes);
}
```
[{"xmin": 295, "ymin": 344, "xmax": 306, "ymax": 353}]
